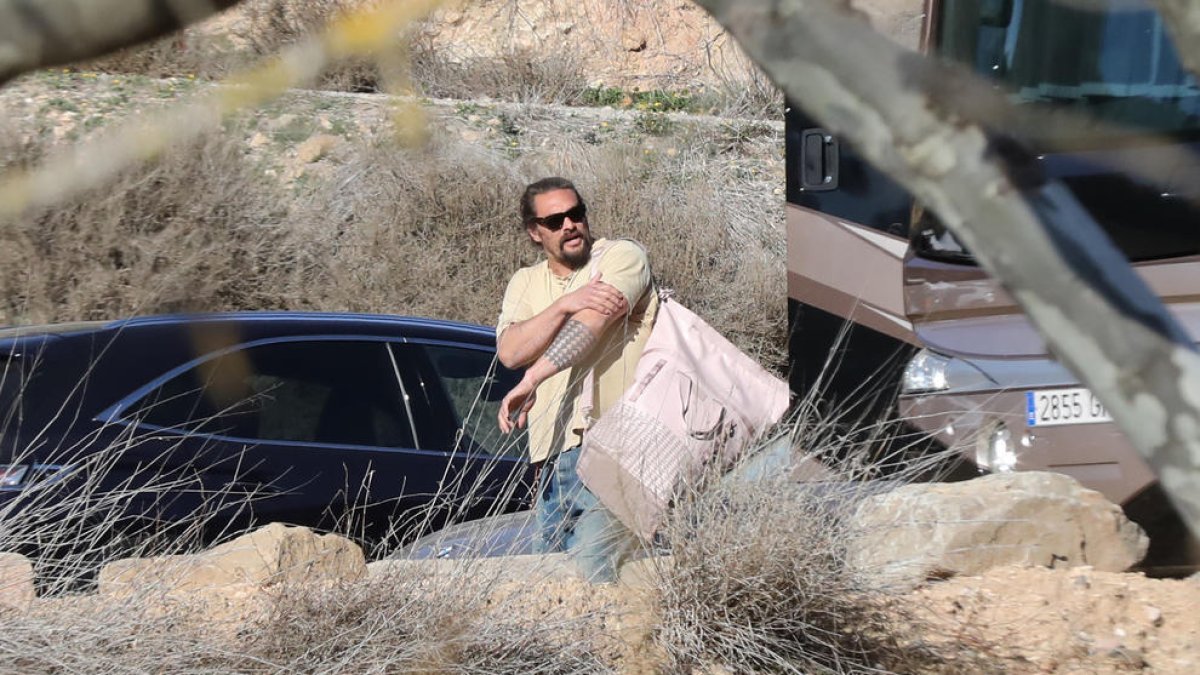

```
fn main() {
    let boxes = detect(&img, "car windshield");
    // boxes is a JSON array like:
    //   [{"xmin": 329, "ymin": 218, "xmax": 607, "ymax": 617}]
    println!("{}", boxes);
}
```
[
  {"xmin": 916, "ymin": 0, "xmax": 1200, "ymax": 265},
  {"xmin": 939, "ymin": 0, "xmax": 1200, "ymax": 144}
]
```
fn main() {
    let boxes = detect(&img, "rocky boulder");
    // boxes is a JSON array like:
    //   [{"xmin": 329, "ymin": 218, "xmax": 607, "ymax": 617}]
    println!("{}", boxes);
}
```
[
  {"xmin": 368, "ymin": 552, "xmax": 578, "ymax": 583},
  {"xmin": 98, "ymin": 523, "xmax": 366, "ymax": 597},
  {"xmin": 849, "ymin": 472, "xmax": 1149, "ymax": 589},
  {"xmin": 0, "ymin": 552, "xmax": 34, "ymax": 611}
]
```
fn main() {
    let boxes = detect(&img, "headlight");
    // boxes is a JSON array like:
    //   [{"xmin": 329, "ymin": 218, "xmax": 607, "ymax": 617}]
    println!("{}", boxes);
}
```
[
  {"xmin": 974, "ymin": 417, "xmax": 1022, "ymax": 470},
  {"xmin": 901, "ymin": 349, "xmax": 995, "ymax": 394},
  {"xmin": 0, "ymin": 463, "xmax": 73, "ymax": 489},
  {"xmin": 901, "ymin": 350, "xmax": 950, "ymax": 393},
  {"xmin": 977, "ymin": 422, "xmax": 1018, "ymax": 473},
  {"xmin": 0, "ymin": 464, "xmax": 28, "ymax": 488}
]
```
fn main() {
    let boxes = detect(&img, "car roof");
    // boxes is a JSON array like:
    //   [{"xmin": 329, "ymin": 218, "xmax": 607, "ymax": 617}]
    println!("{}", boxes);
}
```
[
  {"xmin": 0, "ymin": 320, "xmax": 111, "ymax": 340},
  {"xmin": 1, "ymin": 312, "xmax": 496, "ymax": 342}
]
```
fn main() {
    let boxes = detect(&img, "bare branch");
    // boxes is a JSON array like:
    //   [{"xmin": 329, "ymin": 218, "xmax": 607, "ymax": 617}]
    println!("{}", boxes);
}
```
[
  {"xmin": 0, "ymin": 0, "xmax": 246, "ymax": 86},
  {"xmin": 0, "ymin": 0, "xmax": 443, "ymax": 222},
  {"xmin": 693, "ymin": 0, "xmax": 1200, "ymax": 535}
]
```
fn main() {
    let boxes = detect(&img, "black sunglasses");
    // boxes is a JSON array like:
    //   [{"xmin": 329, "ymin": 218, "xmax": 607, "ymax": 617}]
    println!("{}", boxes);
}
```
[{"xmin": 533, "ymin": 204, "xmax": 587, "ymax": 231}]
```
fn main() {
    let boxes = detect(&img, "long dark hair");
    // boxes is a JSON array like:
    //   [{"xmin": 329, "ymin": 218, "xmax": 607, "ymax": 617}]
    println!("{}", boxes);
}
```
[{"xmin": 519, "ymin": 177, "xmax": 586, "ymax": 230}]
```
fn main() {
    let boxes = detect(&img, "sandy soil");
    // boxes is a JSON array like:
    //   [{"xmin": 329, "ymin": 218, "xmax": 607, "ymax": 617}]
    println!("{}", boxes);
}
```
[{"xmin": 912, "ymin": 566, "xmax": 1200, "ymax": 674}]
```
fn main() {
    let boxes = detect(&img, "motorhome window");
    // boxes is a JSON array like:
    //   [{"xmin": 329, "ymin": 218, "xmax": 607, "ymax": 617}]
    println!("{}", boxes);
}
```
[
  {"xmin": 911, "ymin": 178, "xmax": 1200, "ymax": 264},
  {"xmin": 938, "ymin": 0, "xmax": 1200, "ymax": 141},
  {"xmin": 919, "ymin": 0, "xmax": 1200, "ymax": 266}
]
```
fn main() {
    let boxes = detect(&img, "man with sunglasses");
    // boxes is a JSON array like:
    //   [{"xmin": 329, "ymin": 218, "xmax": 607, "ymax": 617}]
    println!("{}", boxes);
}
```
[{"xmin": 496, "ymin": 176, "xmax": 658, "ymax": 583}]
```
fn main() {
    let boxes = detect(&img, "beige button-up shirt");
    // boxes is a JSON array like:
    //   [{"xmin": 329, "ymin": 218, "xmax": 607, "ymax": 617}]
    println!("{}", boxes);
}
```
[{"xmin": 497, "ymin": 239, "xmax": 658, "ymax": 463}]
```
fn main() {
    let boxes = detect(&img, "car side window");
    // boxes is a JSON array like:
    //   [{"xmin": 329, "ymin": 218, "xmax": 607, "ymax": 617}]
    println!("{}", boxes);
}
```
[
  {"xmin": 417, "ymin": 344, "xmax": 526, "ymax": 458},
  {"xmin": 128, "ymin": 340, "xmax": 424, "ymax": 448}
]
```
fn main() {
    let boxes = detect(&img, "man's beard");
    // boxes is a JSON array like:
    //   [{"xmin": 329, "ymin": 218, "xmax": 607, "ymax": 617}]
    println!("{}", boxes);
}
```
[{"xmin": 559, "ymin": 234, "xmax": 593, "ymax": 269}]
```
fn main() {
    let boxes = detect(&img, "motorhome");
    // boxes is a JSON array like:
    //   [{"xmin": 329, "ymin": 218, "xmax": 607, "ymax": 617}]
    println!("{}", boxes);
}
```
[{"xmin": 787, "ymin": 0, "xmax": 1200, "ymax": 564}]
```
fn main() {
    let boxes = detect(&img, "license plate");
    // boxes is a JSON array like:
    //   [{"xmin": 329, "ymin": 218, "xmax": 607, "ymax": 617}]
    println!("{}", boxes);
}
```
[{"xmin": 1025, "ymin": 388, "xmax": 1113, "ymax": 427}]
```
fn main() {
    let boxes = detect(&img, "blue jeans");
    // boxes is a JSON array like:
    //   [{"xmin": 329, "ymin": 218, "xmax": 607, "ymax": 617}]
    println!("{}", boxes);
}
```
[{"xmin": 533, "ymin": 446, "xmax": 637, "ymax": 583}]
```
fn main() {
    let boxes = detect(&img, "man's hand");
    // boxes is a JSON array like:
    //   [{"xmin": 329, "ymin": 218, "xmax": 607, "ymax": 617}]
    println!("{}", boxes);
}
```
[
  {"xmin": 557, "ymin": 273, "xmax": 628, "ymax": 317},
  {"xmin": 498, "ymin": 375, "xmax": 538, "ymax": 434},
  {"xmin": 496, "ymin": 274, "xmax": 627, "ymax": 370}
]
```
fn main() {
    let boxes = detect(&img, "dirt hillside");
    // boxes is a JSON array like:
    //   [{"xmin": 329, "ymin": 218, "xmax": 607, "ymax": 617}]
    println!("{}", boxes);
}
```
[{"xmin": 193, "ymin": 0, "xmax": 926, "ymax": 90}]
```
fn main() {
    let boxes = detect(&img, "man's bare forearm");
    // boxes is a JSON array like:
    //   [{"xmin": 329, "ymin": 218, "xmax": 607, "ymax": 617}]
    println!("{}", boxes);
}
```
[
  {"xmin": 544, "ymin": 320, "xmax": 598, "ymax": 370},
  {"xmin": 517, "ymin": 312, "xmax": 610, "ymax": 390},
  {"xmin": 497, "ymin": 317, "xmax": 600, "ymax": 434},
  {"xmin": 498, "ymin": 276, "xmax": 629, "ymax": 369},
  {"xmin": 497, "ymin": 301, "xmax": 571, "ymax": 368}
]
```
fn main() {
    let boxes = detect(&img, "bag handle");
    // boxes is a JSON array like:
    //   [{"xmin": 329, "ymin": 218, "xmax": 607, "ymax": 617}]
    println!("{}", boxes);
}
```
[{"xmin": 679, "ymin": 375, "xmax": 731, "ymax": 441}]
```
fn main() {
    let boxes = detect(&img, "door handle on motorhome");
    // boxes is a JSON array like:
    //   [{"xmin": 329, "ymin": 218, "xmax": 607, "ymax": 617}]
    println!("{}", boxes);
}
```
[{"xmin": 800, "ymin": 129, "xmax": 838, "ymax": 191}]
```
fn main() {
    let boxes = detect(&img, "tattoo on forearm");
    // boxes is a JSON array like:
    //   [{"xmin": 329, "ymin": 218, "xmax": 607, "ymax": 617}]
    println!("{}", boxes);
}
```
[{"xmin": 545, "ymin": 320, "xmax": 597, "ymax": 370}]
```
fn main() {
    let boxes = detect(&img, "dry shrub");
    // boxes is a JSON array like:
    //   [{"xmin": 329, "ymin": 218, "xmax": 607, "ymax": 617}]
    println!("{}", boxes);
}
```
[
  {"xmin": 239, "ymin": 0, "xmax": 390, "ymax": 93},
  {"xmin": 644, "ymin": 395, "xmax": 995, "ymax": 673},
  {"xmin": 244, "ymin": 570, "xmax": 613, "ymax": 672},
  {"xmin": 698, "ymin": 48, "xmax": 784, "ymax": 120},
  {"xmin": 0, "ymin": 128, "xmax": 302, "ymax": 326},
  {"xmin": 0, "ymin": 596, "xmax": 253, "ymax": 673},
  {"xmin": 0, "ymin": 564, "xmax": 613, "ymax": 673},
  {"xmin": 0, "ymin": 123, "xmax": 782, "ymax": 368},
  {"xmin": 290, "ymin": 136, "xmax": 534, "ymax": 323},
  {"xmin": 411, "ymin": 37, "xmax": 590, "ymax": 105},
  {"xmin": 0, "ymin": 393, "xmax": 606, "ymax": 670},
  {"xmin": 238, "ymin": 0, "xmax": 356, "ymax": 56},
  {"xmin": 653, "ymin": 438, "xmax": 944, "ymax": 673},
  {"xmin": 83, "ymin": 31, "xmax": 240, "ymax": 80}
]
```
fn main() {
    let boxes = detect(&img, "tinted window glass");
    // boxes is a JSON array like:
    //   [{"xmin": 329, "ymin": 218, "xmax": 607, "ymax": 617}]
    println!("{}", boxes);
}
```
[
  {"xmin": 0, "ymin": 354, "xmax": 25, "ymax": 439},
  {"xmin": 939, "ymin": 0, "xmax": 1200, "ymax": 142},
  {"xmin": 129, "ymin": 341, "xmax": 419, "ymax": 448},
  {"xmin": 419, "ymin": 344, "xmax": 526, "ymax": 458}
]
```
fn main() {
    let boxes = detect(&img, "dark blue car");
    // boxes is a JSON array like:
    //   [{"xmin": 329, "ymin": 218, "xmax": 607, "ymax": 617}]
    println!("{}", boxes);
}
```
[{"xmin": 0, "ymin": 312, "xmax": 531, "ymax": 553}]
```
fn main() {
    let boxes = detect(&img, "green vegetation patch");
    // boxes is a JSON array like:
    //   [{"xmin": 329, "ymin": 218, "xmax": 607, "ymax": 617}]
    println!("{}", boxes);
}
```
[{"xmin": 581, "ymin": 86, "xmax": 696, "ymax": 113}]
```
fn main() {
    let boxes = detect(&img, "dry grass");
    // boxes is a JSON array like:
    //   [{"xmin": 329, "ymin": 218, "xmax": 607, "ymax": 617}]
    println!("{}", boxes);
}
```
[
  {"xmin": 242, "ymin": 570, "xmax": 614, "ymax": 673},
  {"xmin": 650, "ymin": 404, "xmax": 982, "ymax": 674},
  {"xmin": 0, "ymin": 383, "xmax": 611, "ymax": 671},
  {"xmin": 0, "ymin": 566, "xmax": 614, "ymax": 673},
  {"xmin": 237, "ymin": 0, "xmax": 394, "ymax": 94},
  {"xmin": 273, "ymin": 131, "xmax": 786, "ymax": 370},
  {"xmin": 656, "ymin": 480, "xmax": 928, "ymax": 673},
  {"xmin": 694, "ymin": 45, "xmax": 784, "ymax": 120},
  {"xmin": 411, "ymin": 41, "xmax": 590, "ymax": 106},
  {"xmin": 0, "ymin": 110, "xmax": 784, "ymax": 368},
  {"xmin": 0, "ymin": 361, "xmax": 608, "ymax": 671},
  {"xmin": 0, "ymin": 127, "xmax": 301, "ymax": 326}
]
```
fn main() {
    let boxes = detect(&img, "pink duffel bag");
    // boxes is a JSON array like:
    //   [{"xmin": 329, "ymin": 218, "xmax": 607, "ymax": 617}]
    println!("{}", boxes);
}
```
[{"xmin": 576, "ymin": 246, "xmax": 791, "ymax": 540}]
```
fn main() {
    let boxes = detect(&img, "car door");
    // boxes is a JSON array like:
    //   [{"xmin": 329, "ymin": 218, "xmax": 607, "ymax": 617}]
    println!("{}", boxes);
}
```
[
  {"xmin": 412, "ymin": 340, "xmax": 533, "ymax": 516},
  {"xmin": 114, "ymin": 337, "xmax": 482, "ymax": 542},
  {"xmin": 786, "ymin": 99, "xmax": 918, "ymax": 417}
]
